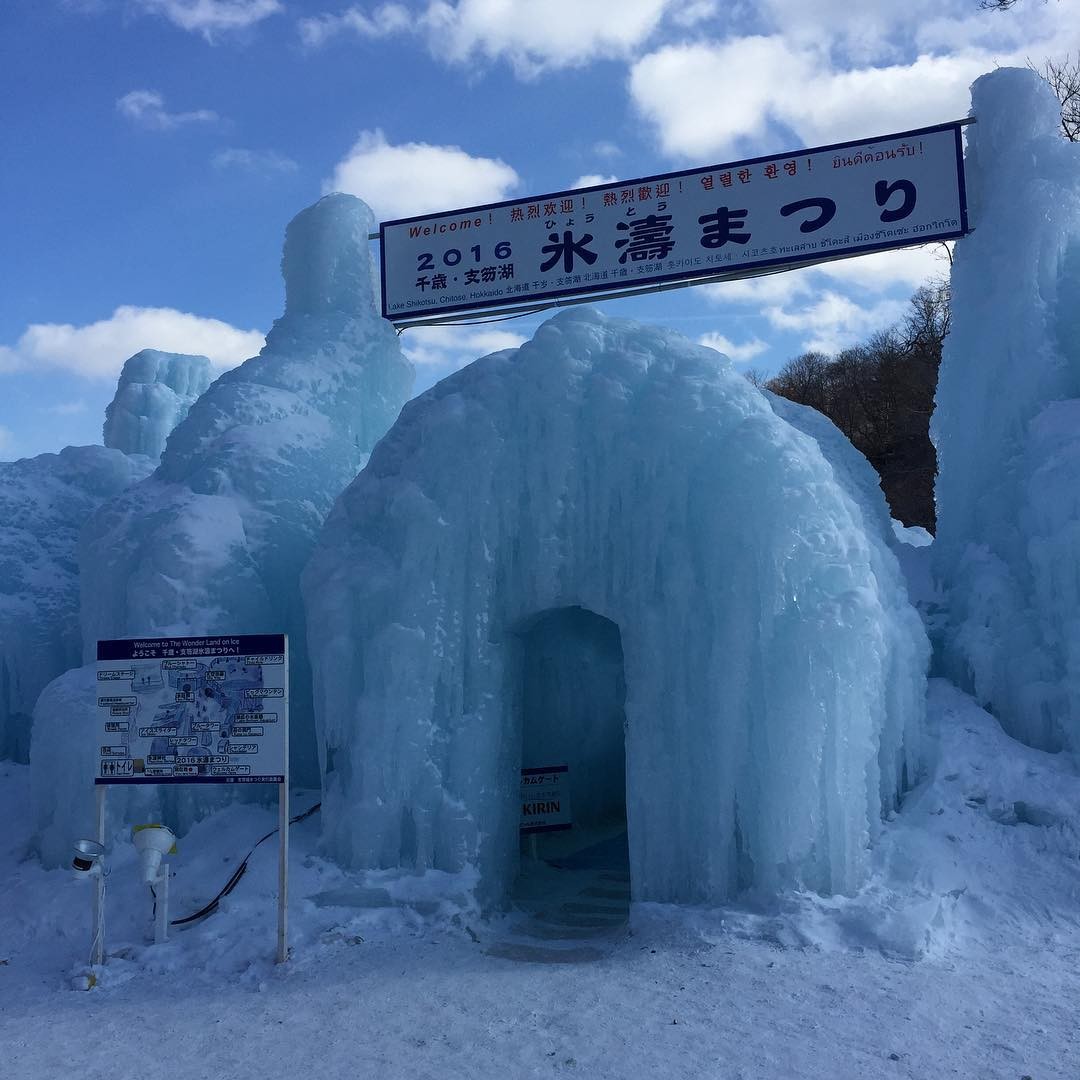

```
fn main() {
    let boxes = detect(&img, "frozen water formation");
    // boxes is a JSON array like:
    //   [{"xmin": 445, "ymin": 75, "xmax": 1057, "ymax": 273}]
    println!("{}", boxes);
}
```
[
  {"xmin": 103, "ymin": 349, "xmax": 214, "ymax": 459},
  {"xmin": 933, "ymin": 68, "xmax": 1080, "ymax": 752},
  {"xmin": 0, "ymin": 350, "xmax": 204, "ymax": 762},
  {"xmin": 69, "ymin": 194, "xmax": 413, "ymax": 815},
  {"xmin": 2, "ymin": 351, "xmax": 211, "ymax": 765},
  {"xmin": 0, "ymin": 448, "xmax": 152, "ymax": 762},
  {"xmin": 304, "ymin": 308, "xmax": 928, "ymax": 905}
]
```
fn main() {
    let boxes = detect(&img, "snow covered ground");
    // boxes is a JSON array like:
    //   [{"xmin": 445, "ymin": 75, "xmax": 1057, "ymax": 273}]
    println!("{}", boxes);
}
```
[{"xmin": 2, "ymin": 680, "xmax": 1077, "ymax": 1079}]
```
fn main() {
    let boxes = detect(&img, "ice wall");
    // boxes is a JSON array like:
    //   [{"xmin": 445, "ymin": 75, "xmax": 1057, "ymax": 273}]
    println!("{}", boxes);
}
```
[
  {"xmin": 0, "ymin": 447, "xmax": 152, "ymax": 762},
  {"xmin": 303, "ymin": 308, "xmax": 927, "ymax": 906},
  {"xmin": 74, "ymin": 194, "xmax": 413, "ymax": 813},
  {"xmin": 932, "ymin": 69, "xmax": 1080, "ymax": 751},
  {"xmin": 103, "ymin": 349, "xmax": 213, "ymax": 459}
]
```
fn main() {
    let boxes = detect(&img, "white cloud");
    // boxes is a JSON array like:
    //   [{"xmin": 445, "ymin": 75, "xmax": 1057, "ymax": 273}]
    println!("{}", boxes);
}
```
[
  {"xmin": 422, "ymin": 0, "xmax": 674, "ymax": 76},
  {"xmin": 701, "ymin": 251, "xmax": 930, "ymax": 355},
  {"xmin": 670, "ymin": 0, "xmax": 718, "ymax": 27},
  {"xmin": 117, "ymin": 89, "xmax": 219, "ymax": 131},
  {"xmin": 1, "ymin": 306, "xmax": 264, "ymax": 380},
  {"xmin": 0, "ymin": 425, "xmax": 13, "ymax": 456},
  {"xmin": 45, "ymin": 400, "xmax": 89, "ymax": 416},
  {"xmin": 628, "ymin": 37, "xmax": 1027, "ymax": 161},
  {"xmin": 325, "ymin": 129, "xmax": 520, "ymax": 220},
  {"xmin": 629, "ymin": 37, "xmax": 815, "ymax": 159},
  {"xmin": 401, "ymin": 324, "xmax": 526, "ymax": 377},
  {"xmin": 788, "ymin": 51, "xmax": 1002, "ymax": 149},
  {"xmin": 592, "ymin": 141, "xmax": 622, "ymax": 160},
  {"xmin": 697, "ymin": 331, "xmax": 768, "ymax": 363},
  {"xmin": 763, "ymin": 290, "xmax": 907, "ymax": 354},
  {"xmin": 301, "ymin": 0, "xmax": 705, "ymax": 76},
  {"xmin": 813, "ymin": 244, "xmax": 950, "ymax": 293},
  {"xmin": 0, "ymin": 346, "xmax": 19, "ymax": 374},
  {"xmin": 134, "ymin": 0, "xmax": 282, "ymax": 38},
  {"xmin": 756, "ymin": 0, "xmax": 942, "ymax": 61},
  {"xmin": 213, "ymin": 147, "xmax": 298, "ymax": 173},
  {"xmin": 572, "ymin": 173, "xmax": 619, "ymax": 189},
  {"xmin": 704, "ymin": 269, "xmax": 813, "ymax": 308},
  {"xmin": 760, "ymin": 0, "xmax": 1077, "ymax": 63},
  {"xmin": 299, "ymin": 3, "xmax": 411, "ymax": 47},
  {"xmin": 704, "ymin": 244, "xmax": 948, "ymax": 309}
]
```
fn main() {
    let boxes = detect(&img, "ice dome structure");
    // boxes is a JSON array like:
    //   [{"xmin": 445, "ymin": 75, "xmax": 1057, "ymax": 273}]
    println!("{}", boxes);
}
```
[
  {"xmin": 304, "ymin": 308, "xmax": 927, "ymax": 906},
  {"xmin": 74, "ymin": 194, "xmax": 414, "ymax": 797},
  {"xmin": 933, "ymin": 69, "xmax": 1080, "ymax": 752},
  {"xmin": 103, "ymin": 349, "xmax": 213, "ymax": 459}
]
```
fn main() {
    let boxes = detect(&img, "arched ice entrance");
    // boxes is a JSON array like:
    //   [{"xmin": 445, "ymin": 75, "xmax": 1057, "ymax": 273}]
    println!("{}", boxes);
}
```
[{"xmin": 510, "ymin": 607, "xmax": 631, "ymax": 931}]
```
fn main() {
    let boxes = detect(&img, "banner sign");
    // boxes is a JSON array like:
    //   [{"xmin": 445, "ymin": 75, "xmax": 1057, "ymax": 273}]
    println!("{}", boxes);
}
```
[
  {"xmin": 520, "ymin": 765, "xmax": 572, "ymax": 834},
  {"xmin": 380, "ymin": 121, "xmax": 969, "ymax": 324},
  {"xmin": 94, "ymin": 634, "xmax": 288, "ymax": 785}
]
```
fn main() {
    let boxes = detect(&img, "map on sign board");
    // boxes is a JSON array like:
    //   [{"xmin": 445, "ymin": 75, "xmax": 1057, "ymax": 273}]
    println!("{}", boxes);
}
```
[
  {"xmin": 381, "ymin": 121, "xmax": 969, "ymax": 325},
  {"xmin": 95, "ymin": 634, "xmax": 288, "ymax": 785},
  {"xmin": 520, "ymin": 765, "xmax": 572, "ymax": 834}
]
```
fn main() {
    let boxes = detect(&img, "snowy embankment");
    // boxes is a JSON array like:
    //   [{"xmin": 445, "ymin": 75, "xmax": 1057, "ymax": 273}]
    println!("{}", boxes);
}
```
[{"xmin": 2, "ymin": 681, "xmax": 1077, "ymax": 1080}]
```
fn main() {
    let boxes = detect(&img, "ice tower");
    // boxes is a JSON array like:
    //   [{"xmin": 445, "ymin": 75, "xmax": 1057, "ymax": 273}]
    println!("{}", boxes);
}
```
[
  {"xmin": 103, "ymin": 349, "xmax": 213, "ymax": 459},
  {"xmin": 933, "ymin": 69, "xmax": 1080, "ymax": 752},
  {"xmin": 77, "ymin": 194, "xmax": 414, "ymax": 793},
  {"xmin": 303, "ymin": 308, "xmax": 927, "ymax": 906}
]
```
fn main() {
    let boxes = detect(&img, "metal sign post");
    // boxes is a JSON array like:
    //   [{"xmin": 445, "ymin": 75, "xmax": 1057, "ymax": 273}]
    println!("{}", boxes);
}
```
[
  {"xmin": 277, "ymin": 666, "xmax": 289, "ymax": 964},
  {"xmin": 91, "ymin": 785, "xmax": 106, "ymax": 967}
]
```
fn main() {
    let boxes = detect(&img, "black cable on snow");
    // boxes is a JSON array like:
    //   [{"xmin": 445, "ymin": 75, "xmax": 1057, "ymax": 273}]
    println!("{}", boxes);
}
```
[{"xmin": 169, "ymin": 801, "xmax": 321, "ymax": 928}]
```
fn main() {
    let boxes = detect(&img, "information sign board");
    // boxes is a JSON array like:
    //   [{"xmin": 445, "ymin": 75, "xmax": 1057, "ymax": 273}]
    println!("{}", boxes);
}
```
[
  {"xmin": 94, "ymin": 634, "xmax": 288, "ymax": 785},
  {"xmin": 381, "ymin": 121, "xmax": 969, "ymax": 324},
  {"xmin": 520, "ymin": 765, "xmax": 572, "ymax": 834}
]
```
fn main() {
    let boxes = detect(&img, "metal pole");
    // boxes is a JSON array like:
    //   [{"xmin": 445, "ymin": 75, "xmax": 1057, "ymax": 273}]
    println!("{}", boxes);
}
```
[
  {"xmin": 277, "ymin": 780, "xmax": 288, "ymax": 963},
  {"xmin": 154, "ymin": 866, "xmax": 169, "ymax": 944},
  {"xmin": 276, "ymin": 634, "xmax": 290, "ymax": 964},
  {"xmin": 91, "ymin": 785, "xmax": 106, "ymax": 966}
]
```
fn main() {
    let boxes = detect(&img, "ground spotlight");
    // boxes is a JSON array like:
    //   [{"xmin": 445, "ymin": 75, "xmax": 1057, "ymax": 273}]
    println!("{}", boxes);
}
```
[{"xmin": 71, "ymin": 839, "xmax": 105, "ymax": 877}]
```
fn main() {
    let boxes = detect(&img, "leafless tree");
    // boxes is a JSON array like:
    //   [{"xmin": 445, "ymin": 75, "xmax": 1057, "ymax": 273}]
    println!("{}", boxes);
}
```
[
  {"xmin": 977, "ymin": 4, "xmax": 1077, "ymax": 140},
  {"xmin": 766, "ymin": 283, "xmax": 951, "ymax": 530},
  {"xmin": 1029, "ymin": 55, "xmax": 1080, "ymax": 141}
]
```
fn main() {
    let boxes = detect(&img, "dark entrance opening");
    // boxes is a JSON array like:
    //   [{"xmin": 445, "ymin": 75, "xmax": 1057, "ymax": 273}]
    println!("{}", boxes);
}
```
[{"xmin": 510, "ymin": 606, "xmax": 630, "ymax": 937}]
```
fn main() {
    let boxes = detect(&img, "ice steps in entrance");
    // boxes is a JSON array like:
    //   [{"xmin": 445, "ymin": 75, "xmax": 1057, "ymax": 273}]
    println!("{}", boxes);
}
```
[
  {"xmin": 483, "ymin": 941, "xmax": 609, "ymax": 964},
  {"xmin": 483, "ymin": 828, "xmax": 631, "ymax": 963},
  {"xmin": 579, "ymin": 885, "xmax": 631, "ymax": 900}
]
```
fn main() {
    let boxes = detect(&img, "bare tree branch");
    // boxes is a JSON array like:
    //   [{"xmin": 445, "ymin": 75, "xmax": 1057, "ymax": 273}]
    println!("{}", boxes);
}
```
[
  {"xmin": 1029, "ymin": 55, "xmax": 1080, "ymax": 141},
  {"xmin": 766, "ymin": 284, "xmax": 951, "ymax": 530}
]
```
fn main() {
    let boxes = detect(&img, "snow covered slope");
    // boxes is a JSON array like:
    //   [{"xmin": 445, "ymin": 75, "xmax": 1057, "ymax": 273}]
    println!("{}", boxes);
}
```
[
  {"xmin": 103, "ymin": 349, "xmax": 213, "ymax": 459},
  {"xmin": 0, "ymin": 447, "xmax": 152, "ymax": 763},
  {"xmin": 304, "ymin": 307, "xmax": 927, "ymax": 906},
  {"xmin": 75, "ymin": 194, "xmax": 414, "ymax": 804},
  {"xmin": 932, "ymin": 68, "xmax": 1080, "ymax": 752},
  {"xmin": 5, "ymin": 681, "xmax": 1078, "ymax": 1080}
]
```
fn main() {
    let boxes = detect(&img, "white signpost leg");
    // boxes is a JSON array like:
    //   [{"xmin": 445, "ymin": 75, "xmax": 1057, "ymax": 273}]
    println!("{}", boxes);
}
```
[
  {"xmin": 154, "ymin": 867, "xmax": 169, "ymax": 944},
  {"xmin": 92, "ymin": 785, "xmax": 106, "ymax": 967},
  {"xmin": 276, "ymin": 640, "xmax": 290, "ymax": 964},
  {"xmin": 277, "ymin": 780, "xmax": 288, "ymax": 963}
]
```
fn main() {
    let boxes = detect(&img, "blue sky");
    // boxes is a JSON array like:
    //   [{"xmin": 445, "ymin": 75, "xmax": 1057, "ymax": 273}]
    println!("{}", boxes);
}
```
[{"xmin": 2, "ymin": 0, "xmax": 1077, "ymax": 460}]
